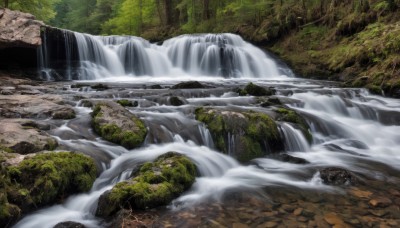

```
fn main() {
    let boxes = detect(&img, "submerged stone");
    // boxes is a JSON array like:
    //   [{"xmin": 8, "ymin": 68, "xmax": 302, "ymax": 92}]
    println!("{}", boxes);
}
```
[
  {"xmin": 91, "ymin": 101, "xmax": 147, "ymax": 149},
  {"xmin": 96, "ymin": 152, "xmax": 196, "ymax": 217},
  {"xmin": 320, "ymin": 167, "xmax": 357, "ymax": 186},
  {"xmin": 116, "ymin": 99, "xmax": 134, "ymax": 107},
  {"xmin": 195, "ymin": 108, "xmax": 283, "ymax": 162}
]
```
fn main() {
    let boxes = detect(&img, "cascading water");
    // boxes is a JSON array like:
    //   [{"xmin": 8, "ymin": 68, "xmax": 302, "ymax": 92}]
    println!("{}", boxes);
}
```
[
  {"xmin": 38, "ymin": 31, "xmax": 290, "ymax": 80},
  {"xmin": 15, "ymin": 31, "xmax": 400, "ymax": 227}
]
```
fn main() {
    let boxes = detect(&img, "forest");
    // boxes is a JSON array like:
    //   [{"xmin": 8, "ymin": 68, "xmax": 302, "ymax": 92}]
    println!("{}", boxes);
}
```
[{"xmin": 4, "ymin": 0, "xmax": 397, "ymax": 38}]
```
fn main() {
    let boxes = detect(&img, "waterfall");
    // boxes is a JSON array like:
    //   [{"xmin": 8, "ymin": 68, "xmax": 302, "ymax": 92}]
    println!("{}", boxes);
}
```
[
  {"xmin": 280, "ymin": 122, "xmax": 310, "ymax": 152},
  {"xmin": 39, "ymin": 31, "xmax": 289, "ymax": 80}
]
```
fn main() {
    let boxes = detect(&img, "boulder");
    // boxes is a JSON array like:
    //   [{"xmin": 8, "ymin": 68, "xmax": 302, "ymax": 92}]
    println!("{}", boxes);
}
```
[
  {"xmin": 6, "ymin": 152, "xmax": 97, "ymax": 210},
  {"xmin": 0, "ymin": 9, "xmax": 44, "ymax": 48},
  {"xmin": 91, "ymin": 101, "xmax": 147, "ymax": 149},
  {"xmin": 116, "ymin": 99, "xmax": 134, "ymax": 107},
  {"xmin": 195, "ymin": 108, "xmax": 284, "ymax": 162},
  {"xmin": 0, "ymin": 119, "xmax": 57, "ymax": 154},
  {"xmin": 0, "ymin": 94, "xmax": 75, "ymax": 119},
  {"xmin": 235, "ymin": 83, "xmax": 275, "ymax": 96},
  {"xmin": 169, "ymin": 96, "xmax": 185, "ymax": 106},
  {"xmin": 320, "ymin": 167, "xmax": 357, "ymax": 186},
  {"xmin": 96, "ymin": 152, "xmax": 196, "ymax": 217},
  {"xmin": 171, "ymin": 81, "xmax": 205, "ymax": 89}
]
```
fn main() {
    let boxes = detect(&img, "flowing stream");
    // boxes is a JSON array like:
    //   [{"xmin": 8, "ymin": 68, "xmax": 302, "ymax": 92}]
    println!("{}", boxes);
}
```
[{"xmin": 13, "ymin": 32, "xmax": 400, "ymax": 227}]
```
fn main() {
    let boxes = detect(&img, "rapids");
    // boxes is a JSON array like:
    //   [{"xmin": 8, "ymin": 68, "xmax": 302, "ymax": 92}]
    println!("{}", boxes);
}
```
[{"xmin": 13, "ymin": 32, "xmax": 400, "ymax": 227}]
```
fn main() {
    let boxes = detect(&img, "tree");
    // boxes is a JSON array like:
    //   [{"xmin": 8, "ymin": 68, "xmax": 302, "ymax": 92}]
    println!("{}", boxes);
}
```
[{"xmin": 7, "ymin": 0, "xmax": 61, "ymax": 22}]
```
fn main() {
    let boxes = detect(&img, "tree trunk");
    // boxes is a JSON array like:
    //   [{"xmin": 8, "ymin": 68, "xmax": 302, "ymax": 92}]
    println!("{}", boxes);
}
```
[
  {"xmin": 163, "ymin": 0, "xmax": 172, "ymax": 26},
  {"xmin": 5, "ymin": 0, "xmax": 9, "ymax": 8},
  {"xmin": 202, "ymin": 0, "xmax": 210, "ymax": 20}
]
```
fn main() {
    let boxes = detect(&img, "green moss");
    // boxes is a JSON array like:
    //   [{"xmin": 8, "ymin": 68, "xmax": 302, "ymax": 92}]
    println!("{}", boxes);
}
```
[
  {"xmin": 7, "ymin": 152, "xmax": 97, "ymax": 207},
  {"xmin": 52, "ymin": 110, "xmax": 76, "ymax": 120},
  {"xmin": 116, "ymin": 99, "xmax": 134, "ymax": 107},
  {"xmin": 98, "ymin": 152, "xmax": 196, "ymax": 216},
  {"xmin": 240, "ymin": 83, "xmax": 274, "ymax": 96},
  {"xmin": 0, "ymin": 146, "xmax": 13, "ymax": 154},
  {"xmin": 91, "ymin": 104, "xmax": 147, "ymax": 149},
  {"xmin": 366, "ymin": 84, "xmax": 382, "ymax": 95}
]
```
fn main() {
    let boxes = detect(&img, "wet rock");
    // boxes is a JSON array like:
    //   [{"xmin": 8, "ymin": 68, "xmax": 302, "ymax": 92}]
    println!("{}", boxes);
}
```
[
  {"xmin": 260, "ymin": 97, "xmax": 282, "ymax": 107},
  {"xmin": 195, "ymin": 108, "xmax": 284, "ymax": 162},
  {"xmin": 0, "ymin": 119, "xmax": 57, "ymax": 154},
  {"xmin": 53, "ymin": 221, "xmax": 86, "ymax": 228},
  {"xmin": 257, "ymin": 221, "xmax": 278, "ymax": 228},
  {"xmin": 91, "ymin": 101, "xmax": 147, "ymax": 149},
  {"xmin": 323, "ymin": 212, "xmax": 346, "ymax": 227},
  {"xmin": 0, "ymin": 9, "xmax": 44, "ymax": 48},
  {"xmin": 0, "ymin": 194, "xmax": 20, "ymax": 228},
  {"xmin": 1, "ymin": 89, "xmax": 13, "ymax": 95},
  {"xmin": 271, "ymin": 154, "xmax": 309, "ymax": 164},
  {"xmin": 349, "ymin": 188, "xmax": 372, "ymax": 198},
  {"xmin": 319, "ymin": 167, "xmax": 357, "ymax": 186},
  {"xmin": 0, "ymin": 94, "xmax": 75, "ymax": 119},
  {"xmin": 369, "ymin": 197, "xmax": 392, "ymax": 208},
  {"xmin": 150, "ymin": 84, "xmax": 163, "ymax": 89},
  {"xmin": 7, "ymin": 152, "xmax": 97, "ymax": 210},
  {"xmin": 52, "ymin": 109, "xmax": 76, "ymax": 120},
  {"xmin": 169, "ymin": 96, "xmax": 185, "ymax": 106},
  {"xmin": 171, "ymin": 81, "xmax": 205, "ymax": 89},
  {"xmin": 90, "ymin": 83, "xmax": 109, "ymax": 91},
  {"xmin": 237, "ymin": 83, "xmax": 275, "ymax": 96},
  {"xmin": 96, "ymin": 152, "xmax": 196, "ymax": 217},
  {"xmin": 293, "ymin": 208, "xmax": 303, "ymax": 216},
  {"xmin": 116, "ymin": 99, "xmax": 134, "ymax": 107}
]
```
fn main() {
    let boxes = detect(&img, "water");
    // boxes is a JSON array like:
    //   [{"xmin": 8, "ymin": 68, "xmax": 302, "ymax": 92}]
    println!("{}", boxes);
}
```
[
  {"xmin": 14, "ymin": 32, "xmax": 400, "ymax": 227},
  {"xmin": 38, "ymin": 32, "xmax": 291, "ymax": 80}
]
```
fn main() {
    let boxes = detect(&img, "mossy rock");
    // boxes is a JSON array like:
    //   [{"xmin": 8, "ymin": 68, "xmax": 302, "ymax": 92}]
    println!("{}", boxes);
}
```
[
  {"xmin": 275, "ymin": 108, "xmax": 312, "ymax": 143},
  {"xmin": 91, "ymin": 83, "xmax": 109, "ymax": 91},
  {"xmin": 116, "ymin": 99, "xmax": 134, "ymax": 107},
  {"xmin": 96, "ymin": 152, "xmax": 196, "ymax": 217},
  {"xmin": 171, "ymin": 81, "xmax": 205, "ymax": 89},
  {"xmin": 6, "ymin": 152, "xmax": 97, "ymax": 209},
  {"xmin": 195, "ymin": 108, "xmax": 283, "ymax": 162},
  {"xmin": 236, "ymin": 83, "xmax": 275, "ymax": 97},
  {"xmin": 52, "ymin": 109, "xmax": 76, "ymax": 120},
  {"xmin": 91, "ymin": 102, "xmax": 147, "ymax": 149}
]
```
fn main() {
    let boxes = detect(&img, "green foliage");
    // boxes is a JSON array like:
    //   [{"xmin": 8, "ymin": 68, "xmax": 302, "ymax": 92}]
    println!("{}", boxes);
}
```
[
  {"xmin": 116, "ymin": 99, "xmax": 134, "ymax": 107},
  {"xmin": 8, "ymin": 0, "xmax": 60, "ymax": 22}
]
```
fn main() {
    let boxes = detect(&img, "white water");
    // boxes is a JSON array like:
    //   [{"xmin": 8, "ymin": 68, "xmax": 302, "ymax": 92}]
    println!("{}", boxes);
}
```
[
  {"xmin": 19, "ymin": 31, "xmax": 400, "ymax": 227},
  {"xmin": 39, "ymin": 32, "xmax": 290, "ymax": 80}
]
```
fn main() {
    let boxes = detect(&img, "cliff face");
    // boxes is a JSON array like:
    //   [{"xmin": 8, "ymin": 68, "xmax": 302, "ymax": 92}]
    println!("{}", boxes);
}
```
[{"xmin": 0, "ymin": 8, "xmax": 44, "ymax": 48}]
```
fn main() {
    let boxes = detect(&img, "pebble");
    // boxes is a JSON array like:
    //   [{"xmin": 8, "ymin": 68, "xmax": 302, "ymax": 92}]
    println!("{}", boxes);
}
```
[
  {"xmin": 293, "ymin": 208, "xmax": 303, "ymax": 216},
  {"xmin": 324, "ymin": 212, "xmax": 346, "ymax": 226},
  {"xmin": 232, "ymin": 222, "xmax": 249, "ymax": 228},
  {"xmin": 369, "ymin": 197, "xmax": 392, "ymax": 208},
  {"xmin": 257, "ymin": 221, "xmax": 278, "ymax": 228}
]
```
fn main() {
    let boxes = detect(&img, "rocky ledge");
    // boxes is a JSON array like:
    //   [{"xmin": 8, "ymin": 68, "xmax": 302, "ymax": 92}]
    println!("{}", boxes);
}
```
[{"xmin": 0, "ymin": 8, "xmax": 44, "ymax": 48}]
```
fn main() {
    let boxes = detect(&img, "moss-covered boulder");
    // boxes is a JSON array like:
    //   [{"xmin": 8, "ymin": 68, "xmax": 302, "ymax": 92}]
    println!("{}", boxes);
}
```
[
  {"xmin": 116, "ymin": 99, "xmax": 134, "ymax": 107},
  {"xmin": 6, "ymin": 152, "xmax": 97, "ymax": 210},
  {"xmin": 195, "ymin": 108, "xmax": 284, "ymax": 162},
  {"xmin": 0, "ymin": 119, "xmax": 58, "ymax": 154},
  {"xmin": 0, "ymin": 159, "xmax": 21, "ymax": 227},
  {"xmin": 52, "ymin": 109, "xmax": 76, "ymax": 120},
  {"xmin": 96, "ymin": 152, "xmax": 196, "ymax": 217},
  {"xmin": 91, "ymin": 101, "xmax": 147, "ymax": 149},
  {"xmin": 235, "ymin": 83, "xmax": 275, "ymax": 97},
  {"xmin": 275, "ymin": 108, "xmax": 312, "ymax": 143}
]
